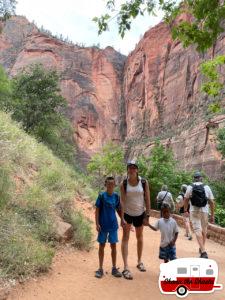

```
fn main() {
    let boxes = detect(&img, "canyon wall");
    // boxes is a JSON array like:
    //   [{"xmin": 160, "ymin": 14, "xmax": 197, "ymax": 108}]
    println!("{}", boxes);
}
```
[{"xmin": 0, "ymin": 16, "xmax": 224, "ymax": 176}]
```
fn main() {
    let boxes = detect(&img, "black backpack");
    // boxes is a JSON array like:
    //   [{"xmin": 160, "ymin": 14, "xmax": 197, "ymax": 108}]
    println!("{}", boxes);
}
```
[
  {"xmin": 123, "ymin": 178, "xmax": 146, "ymax": 198},
  {"xmin": 190, "ymin": 184, "xmax": 207, "ymax": 207}
]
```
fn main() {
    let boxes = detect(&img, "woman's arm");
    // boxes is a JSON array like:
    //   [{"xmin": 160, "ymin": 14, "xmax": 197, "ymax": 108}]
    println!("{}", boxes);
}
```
[
  {"xmin": 144, "ymin": 180, "xmax": 151, "ymax": 215},
  {"xmin": 120, "ymin": 182, "xmax": 126, "ymax": 226}
]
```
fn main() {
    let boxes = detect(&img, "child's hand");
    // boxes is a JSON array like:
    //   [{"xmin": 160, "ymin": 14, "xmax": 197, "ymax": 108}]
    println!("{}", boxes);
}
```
[
  {"xmin": 169, "ymin": 240, "xmax": 175, "ymax": 247},
  {"xmin": 96, "ymin": 224, "xmax": 101, "ymax": 232},
  {"xmin": 120, "ymin": 219, "xmax": 126, "ymax": 227}
]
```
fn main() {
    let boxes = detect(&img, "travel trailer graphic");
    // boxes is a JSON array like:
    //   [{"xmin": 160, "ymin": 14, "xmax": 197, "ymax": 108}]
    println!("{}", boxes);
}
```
[{"xmin": 159, "ymin": 258, "xmax": 223, "ymax": 298}]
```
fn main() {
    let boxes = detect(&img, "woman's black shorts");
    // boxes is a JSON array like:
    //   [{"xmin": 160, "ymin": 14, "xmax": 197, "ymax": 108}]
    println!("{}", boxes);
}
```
[{"xmin": 124, "ymin": 212, "xmax": 145, "ymax": 227}]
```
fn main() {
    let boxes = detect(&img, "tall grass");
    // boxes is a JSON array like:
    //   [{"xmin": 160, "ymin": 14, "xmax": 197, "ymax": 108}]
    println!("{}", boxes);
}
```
[{"xmin": 0, "ymin": 111, "xmax": 93, "ymax": 279}]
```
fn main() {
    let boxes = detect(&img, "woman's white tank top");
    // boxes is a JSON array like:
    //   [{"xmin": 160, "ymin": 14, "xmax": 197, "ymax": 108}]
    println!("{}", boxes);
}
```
[{"xmin": 124, "ymin": 177, "xmax": 145, "ymax": 216}]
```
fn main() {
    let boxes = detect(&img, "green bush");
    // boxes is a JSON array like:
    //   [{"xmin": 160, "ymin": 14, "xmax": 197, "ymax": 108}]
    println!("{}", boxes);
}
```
[
  {"xmin": 215, "ymin": 204, "xmax": 225, "ymax": 227},
  {"xmin": 61, "ymin": 205, "xmax": 92, "ymax": 250},
  {"xmin": 0, "ymin": 211, "xmax": 54, "ymax": 279},
  {"xmin": 0, "ymin": 111, "xmax": 94, "ymax": 279},
  {"xmin": 0, "ymin": 166, "xmax": 14, "ymax": 208},
  {"xmin": 137, "ymin": 141, "xmax": 193, "ymax": 209}
]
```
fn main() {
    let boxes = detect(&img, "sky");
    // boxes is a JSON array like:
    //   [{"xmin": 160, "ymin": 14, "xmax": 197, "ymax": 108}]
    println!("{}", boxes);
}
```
[{"xmin": 16, "ymin": 0, "xmax": 164, "ymax": 55}]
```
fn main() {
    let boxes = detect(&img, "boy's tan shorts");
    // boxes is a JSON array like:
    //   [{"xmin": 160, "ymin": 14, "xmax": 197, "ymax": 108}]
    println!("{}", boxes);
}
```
[{"xmin": 190, "ymin": 211, "xmax": 208, "ymax": 235}]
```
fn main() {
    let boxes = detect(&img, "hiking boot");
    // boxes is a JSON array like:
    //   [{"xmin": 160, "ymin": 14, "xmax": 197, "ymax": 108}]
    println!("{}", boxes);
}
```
[
  {"xmin": 200, "ymin": 251, "xmax": 208, "ymax": 259},
  {"xmin": 112, "ymin": 267, "xmax": 122, "ymax": 278},
  {"xmin": 95, "ymin": 268, "xmax": 103, "ymax": 278}
]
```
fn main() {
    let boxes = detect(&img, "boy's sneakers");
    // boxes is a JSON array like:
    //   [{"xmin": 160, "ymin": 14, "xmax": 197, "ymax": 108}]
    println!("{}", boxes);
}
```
[
  {"xmin": 95, "ymin": 268, "xmax": 104, "ymax": 278},
  {"xmin": 188, "ymin": 235, "xmax": 192, "ymax": 241},
  {"xmin": 112, "ymin": 267, "xmax": 122, "ymax": 277}
]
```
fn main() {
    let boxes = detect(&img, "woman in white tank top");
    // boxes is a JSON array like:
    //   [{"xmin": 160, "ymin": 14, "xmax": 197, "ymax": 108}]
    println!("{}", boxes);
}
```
[{"xmin": 120, "ymin": 160, "xmax": 151, "ymax": 280}]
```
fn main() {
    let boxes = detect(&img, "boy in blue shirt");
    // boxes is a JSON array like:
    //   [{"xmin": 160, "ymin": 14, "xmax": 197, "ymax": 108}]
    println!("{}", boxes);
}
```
[{"xmin": 95, "ymin": 176, "xmax": 122, "ymax": 278}]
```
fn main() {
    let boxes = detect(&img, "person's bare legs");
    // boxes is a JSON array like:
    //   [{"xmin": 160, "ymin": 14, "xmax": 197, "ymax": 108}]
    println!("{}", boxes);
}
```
[
  {"xmin": 121, "ymin": 223, "xmax": 131, "ymax": 270},
  {"xmin": 184, "ymin": 217, "xmax": 192, "ymax": 237},
  {"xmin": 135, "ymin": 226, "xmax": 144, "ymax": 265},
  {"xmin": 98, "ymin": 243, "xmax": 105, "ymax": 269},
  {"xmin": 110, "ymin": 243, "xmax": 116, "ymax": 268},
  {"xmin": 195, "ymin": 232, "xmax": 205, "ymax": 252}
]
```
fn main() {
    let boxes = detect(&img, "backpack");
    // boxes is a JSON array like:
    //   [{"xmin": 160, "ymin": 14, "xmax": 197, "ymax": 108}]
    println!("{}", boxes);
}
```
[
  {"xmin": 190, "ymin": 184, "xmax": 207, "ymax": 207},
  {"xmin": 123, "ymin": 178, "xmax": 146, "ymax": 198}
]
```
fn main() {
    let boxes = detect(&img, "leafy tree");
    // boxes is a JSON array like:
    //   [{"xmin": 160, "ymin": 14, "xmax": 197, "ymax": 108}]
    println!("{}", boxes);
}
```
[
  {"xmin": 9, "ymin": 64, "xmax": 67, "ymax": 136},
  {"xmin": 87, "ymin": 142, "xmax": 125, "ymax": 190},
  {"xmin": 0, "ymin": 0, "xmax": 17, "ymax": 20},
  {"xmin": 0, "ymin": 63, "xmax": 77, "ymax": 165},
  {"xmin": 217, "ymin": 127, "xmax": 225, "ymax": 158},
  {"xmin": 0, "ymin": 65, "xmax": 11, "ymax": 109},
  {"xmin": 137, "ymin": 141, "xmax": 192, "ymax": 208}
]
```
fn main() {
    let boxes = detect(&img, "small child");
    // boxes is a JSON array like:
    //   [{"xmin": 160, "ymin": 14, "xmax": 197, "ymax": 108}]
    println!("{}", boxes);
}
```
[
  {"xmin": 95, "ymin": 176, "xmax": 122, "ymax": 278},
  {"xmin": 149, "ymin": 203, "xmax": 179, "ymax": 263}
]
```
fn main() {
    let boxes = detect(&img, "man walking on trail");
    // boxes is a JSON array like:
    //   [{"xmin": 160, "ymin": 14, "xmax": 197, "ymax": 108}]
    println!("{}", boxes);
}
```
[
  {"xmin": 184, "ymin": 171, "xmax": 215, "ymax": 259},
  {"xmin": 157, "ymin": 185, "xmax": 175, "ymax": 214}
]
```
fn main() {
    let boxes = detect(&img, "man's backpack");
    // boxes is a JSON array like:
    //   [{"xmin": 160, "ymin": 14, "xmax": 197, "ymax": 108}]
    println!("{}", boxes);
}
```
[
  {"xmin": 123, "ymin": 178, "xmax": 146, "ymax": 198},
  {"xmin": 190, "ymin": 184, "xmax": 207, "ymax": 207}
]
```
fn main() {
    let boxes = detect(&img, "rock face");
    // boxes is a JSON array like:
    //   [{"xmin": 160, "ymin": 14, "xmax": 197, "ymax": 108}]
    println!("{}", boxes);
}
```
[
  {"xmin": 0, "ymin": 16, "xmax": 126, "ymax": 164},
  {"xmin": 0, "ymin": 16, "xmax": 224, "ymax": 177},
  {"xmin": 123, "ymin": 21, "xmax": 225, "ymax": 177}
]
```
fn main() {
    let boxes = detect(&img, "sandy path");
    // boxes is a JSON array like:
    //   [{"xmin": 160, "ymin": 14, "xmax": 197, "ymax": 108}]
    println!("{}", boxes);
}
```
[{"xmin": 9, "ymin": 199, "xmax": 225, "ymax": 300}]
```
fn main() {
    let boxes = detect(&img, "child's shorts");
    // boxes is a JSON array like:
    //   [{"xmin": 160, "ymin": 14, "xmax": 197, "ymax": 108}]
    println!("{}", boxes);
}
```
[
  {"xmin": 97, "ymin": 230, "xmax": 118, "ymax": 244},
  {"xmin": 159, "ymin": 245, "xmax": 176, "ymax": 261}
]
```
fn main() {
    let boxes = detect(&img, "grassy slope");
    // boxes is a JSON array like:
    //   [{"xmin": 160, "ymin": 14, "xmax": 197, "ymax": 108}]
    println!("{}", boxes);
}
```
[{"xmin": 0, "ymin": 111, "xmax": 94, "ymax": 280}]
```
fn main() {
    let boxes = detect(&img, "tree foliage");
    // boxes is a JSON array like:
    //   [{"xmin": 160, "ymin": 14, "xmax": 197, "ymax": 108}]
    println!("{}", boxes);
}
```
[
  {"xmin": 87, "ymin": 142, "xmax": 125, "ymax": 190},
  {"xmin": 94, "ymin": 0, "xmax": 225, "ymax": 53},
  {"xmin": 0, "ymin": 0, "xmax": 17, "ymax": 20},
  {"xmin": 0, "ymin": 65, "xmax": 11, "ymax": 108},
  {"xmin": 9, "ymin": 64, "xmax": 66, "ymax": 135},
  {"xmin": 137, "ymin": 141, "xmax": 192, "ymax": 208},
  {"xmin": 217, "ymin": 127, "xmax": 225, "ymax": 158},
  {"xmin": 0, "ymin": 64, "xmax": 77, "ymax": 166},
  {"xmin": 201, "ymin": 55, "xmax": 225, "ymax": 97}
]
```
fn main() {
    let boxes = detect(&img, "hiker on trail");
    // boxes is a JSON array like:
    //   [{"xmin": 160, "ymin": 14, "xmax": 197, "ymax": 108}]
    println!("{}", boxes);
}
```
[
  {"xmin": 184, "ymin": 171, "xmax": 215, "ymax": 259},
  {"xmin": 157, "ymin": 185, "xmax": 175, "ymax": 215},
  {"xmin": 176, "ymin": 184, "xmax": 192, "ymax": 241},
  {"xmin": 95, "ymin": 176, "xmax": 122, "ymax": 278},
  {"xmin": 149, "ymin": 203, "xmax": 179, "ymax": 263},
  {"xmin": 120, "ymin": 160, "xmax": 151, "ymax": 280}
]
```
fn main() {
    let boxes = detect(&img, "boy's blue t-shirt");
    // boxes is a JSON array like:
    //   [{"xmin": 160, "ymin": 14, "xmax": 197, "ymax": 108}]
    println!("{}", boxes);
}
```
[{"xmin": 95, "ymin": 191, "xmax": 120, "ymax": 232}]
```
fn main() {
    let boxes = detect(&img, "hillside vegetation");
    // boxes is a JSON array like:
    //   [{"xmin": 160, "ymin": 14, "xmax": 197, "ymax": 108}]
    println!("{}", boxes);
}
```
[{"xmin": 0, "ymin": 111, "xmax": 93, "ymax": 280}]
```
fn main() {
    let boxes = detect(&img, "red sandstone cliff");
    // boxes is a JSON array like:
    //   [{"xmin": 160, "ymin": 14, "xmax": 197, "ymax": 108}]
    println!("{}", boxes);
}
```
[
  {"xmin": 123, "ymin": 21, "xmax": 225, "ymax": 177},
  {"xmin": 0, "ymin": 16, "xmax": 224, "ymax": 176},
  {"xmin": 0, "ymin": 16, "xmax": 126, "ymax": 164}
]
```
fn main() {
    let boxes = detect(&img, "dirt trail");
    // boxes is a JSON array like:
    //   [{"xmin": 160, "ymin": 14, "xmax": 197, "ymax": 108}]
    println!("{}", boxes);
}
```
[{"xmin": 9, "ymin": 199, "xmax": 225, "ymax": 300}]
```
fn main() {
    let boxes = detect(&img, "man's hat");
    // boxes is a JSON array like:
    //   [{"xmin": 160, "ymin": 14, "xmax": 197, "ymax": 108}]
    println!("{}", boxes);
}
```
[
  {"xmin": 127, "ymin": 160, "xmax": 138, "ymax": 168},
  {"xmin": 194, "ymin": 171, "xmax": 202, "ymax": 178}
]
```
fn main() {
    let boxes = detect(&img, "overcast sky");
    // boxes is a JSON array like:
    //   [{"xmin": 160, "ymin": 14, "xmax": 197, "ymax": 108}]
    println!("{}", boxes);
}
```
[{"xmin": 16, "ymin": 0, "xmax": 164, "ymax": 55}]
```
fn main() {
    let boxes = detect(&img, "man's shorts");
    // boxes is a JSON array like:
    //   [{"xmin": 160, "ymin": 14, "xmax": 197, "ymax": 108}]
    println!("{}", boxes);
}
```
[
  {"xmin": 190, "ymin": 211, "xmax": 208, "ymax": 235},
  {"xmin": 124, "ymin": 212, "xmax": 145, "ymax": 227},
  {"xmin": 97, "ymin": 230, "xmax": 118, "ymax": 244},
  {"xmin": 159, "ymin": 245, "xmax": 177, "ymax": 261}
]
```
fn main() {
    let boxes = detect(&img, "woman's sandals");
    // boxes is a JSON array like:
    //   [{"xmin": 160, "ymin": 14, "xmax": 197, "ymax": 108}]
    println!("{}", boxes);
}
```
[
  {"xmin": 122, "ymin": 269, "xmax": 133, "ymax": 280},
  {"xmin": 136, "ymin": 262, "xmax": 146, "ymax": 272}
]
